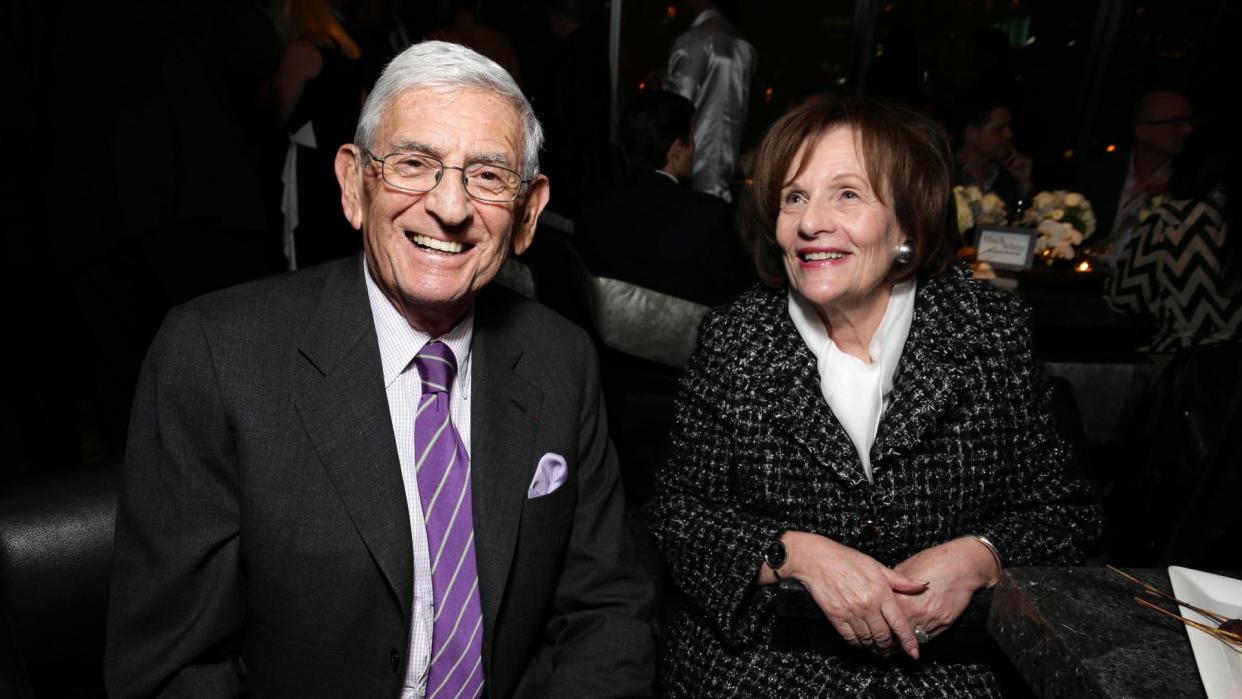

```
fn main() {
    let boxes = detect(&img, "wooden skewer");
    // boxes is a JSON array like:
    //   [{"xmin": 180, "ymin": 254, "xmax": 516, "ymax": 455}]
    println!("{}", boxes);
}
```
[
  {"xmin": 1107, "ymin": 565, "xmax": 1232, "ymax": 624},
  {"xmin": 1136, "ymin": 598, "xmax": 1242, "ymax": 647}
]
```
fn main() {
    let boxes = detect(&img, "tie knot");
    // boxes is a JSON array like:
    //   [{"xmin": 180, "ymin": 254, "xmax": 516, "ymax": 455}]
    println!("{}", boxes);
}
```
[{"xmin": 414, "ymin": 341, "xmax": 458, "ymax": 395}]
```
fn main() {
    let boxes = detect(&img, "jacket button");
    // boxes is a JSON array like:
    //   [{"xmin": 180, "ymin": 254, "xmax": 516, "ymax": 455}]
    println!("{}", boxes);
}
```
[
  {"xmin": 390, "ymin": 648, "xmax": 401, "ymax": 672},
  {"xmin": 860, "ymin": 519, "xmax": 880, "ymax": 541}
]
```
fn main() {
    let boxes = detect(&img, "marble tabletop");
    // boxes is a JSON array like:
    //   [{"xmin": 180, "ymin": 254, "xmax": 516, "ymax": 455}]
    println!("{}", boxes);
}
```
[{"xmin": 988, "ymin": 567, "xmax": 1208, "ymax": 698}]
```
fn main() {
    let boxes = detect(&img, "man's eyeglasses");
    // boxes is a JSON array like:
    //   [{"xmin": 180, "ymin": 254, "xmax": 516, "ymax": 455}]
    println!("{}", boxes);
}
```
[
  {"xmin": 363, "ymin": 149, "xmax": 529, "ymax": 203},
  {"xmin": 1138, "ymin": 115, "xmax": 1197, "ymax": 127}
]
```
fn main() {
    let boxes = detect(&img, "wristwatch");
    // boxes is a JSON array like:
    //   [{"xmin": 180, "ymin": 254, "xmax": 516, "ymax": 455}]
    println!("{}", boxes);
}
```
[{"xmin": 764, "ymin": 537, "xmax": 788, "ymax": 580}]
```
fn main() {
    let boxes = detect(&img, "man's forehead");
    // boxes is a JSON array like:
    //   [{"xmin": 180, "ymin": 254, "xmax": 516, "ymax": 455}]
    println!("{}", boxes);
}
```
[
  {"xmin": 378, "ymin": 87, "xmax": 523, "ymax": 159},
  {"xmin": 985, "ymin": 107, "xmax": 1012, "ymax": 128},
  {"xmin": 1139, "ymin": 92, "xmax": 1193, "ymax": 121},
  {"xmin": 1151, "ymin": 95, "xmax": 1192, "ymax": 117}
]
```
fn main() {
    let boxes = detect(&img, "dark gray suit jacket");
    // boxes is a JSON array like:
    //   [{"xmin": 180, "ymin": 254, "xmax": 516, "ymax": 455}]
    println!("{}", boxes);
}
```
[{"xmin": 105, "ymin": 255, "xmax": 654, "ymax": 697}]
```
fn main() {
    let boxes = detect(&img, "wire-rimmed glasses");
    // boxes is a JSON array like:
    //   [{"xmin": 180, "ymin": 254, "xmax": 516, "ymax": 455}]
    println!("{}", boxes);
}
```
[{"xmin": 363, "ymin": 148, "xmax": 529, "ymax": 203}]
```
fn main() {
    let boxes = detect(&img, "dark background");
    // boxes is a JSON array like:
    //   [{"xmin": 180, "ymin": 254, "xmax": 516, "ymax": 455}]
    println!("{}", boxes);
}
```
[{"xmin": 2, "ymin": 0, "xmax": 1237, "ymax": 477}]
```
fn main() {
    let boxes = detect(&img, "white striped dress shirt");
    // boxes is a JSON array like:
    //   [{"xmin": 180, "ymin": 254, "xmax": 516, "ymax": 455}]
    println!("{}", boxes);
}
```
[{"xmin": 364, "ymin": 260, "xmax": 475, "ymax": 698}]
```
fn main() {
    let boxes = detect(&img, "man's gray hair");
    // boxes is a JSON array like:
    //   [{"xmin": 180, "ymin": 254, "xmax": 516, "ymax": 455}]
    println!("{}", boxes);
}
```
[{"xmin": 355, "ymin": 41, "xmax": 543, "ymax": 180}]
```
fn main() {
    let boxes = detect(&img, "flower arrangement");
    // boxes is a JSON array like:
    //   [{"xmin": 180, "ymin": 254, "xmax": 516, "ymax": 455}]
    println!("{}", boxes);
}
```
[
  {"xmin": 953, "ymin": 185, "xmax": 1008, "ymax": 233},
  {"xmin": 1021, "ymin": 190, "xmax": 1097, "ymax": 262}
]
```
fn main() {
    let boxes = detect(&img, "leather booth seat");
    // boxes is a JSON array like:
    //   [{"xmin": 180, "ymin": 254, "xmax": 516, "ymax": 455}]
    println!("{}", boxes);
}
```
[{"xmin": 0, "ymin": 463, "xmax": 119, "ymax": 697}]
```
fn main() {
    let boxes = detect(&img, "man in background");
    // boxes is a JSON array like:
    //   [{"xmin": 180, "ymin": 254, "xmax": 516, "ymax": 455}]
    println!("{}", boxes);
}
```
[
  {"xmin": 1087, "ymin": 89, "xmax": 1196, "ymax": 251},
  {"xmin": 578, "ymin": 90, "xmax": 751, "ymax": 307},
  {"xmin": 664, "ymin": 0, "xmax": 756, "ymax": 202},
  {"xmin": 954, "ymin": 95, "xmax": 1034, "ymax": 213}
]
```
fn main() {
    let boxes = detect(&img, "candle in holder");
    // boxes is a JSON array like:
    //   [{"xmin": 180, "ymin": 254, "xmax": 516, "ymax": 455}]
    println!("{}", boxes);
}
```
[{"xmin": 1075, "ymin": 260, "xmax": 1092, "ymax": 273}]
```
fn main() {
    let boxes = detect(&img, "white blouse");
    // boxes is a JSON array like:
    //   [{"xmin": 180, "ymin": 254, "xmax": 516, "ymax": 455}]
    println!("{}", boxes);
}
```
[{"xmin": 788, "ymin": 280, "xmax": 917, "ymax": 481}]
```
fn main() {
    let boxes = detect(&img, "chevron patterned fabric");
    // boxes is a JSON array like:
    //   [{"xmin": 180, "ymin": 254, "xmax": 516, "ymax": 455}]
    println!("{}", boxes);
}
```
[{"xmin": 1106, "ymin": 190, "xmax": 1240, "ymax": 350}]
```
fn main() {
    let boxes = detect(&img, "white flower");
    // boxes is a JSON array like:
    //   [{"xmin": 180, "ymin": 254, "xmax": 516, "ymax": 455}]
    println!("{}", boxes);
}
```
[
  {"xmin": 957, "ymin": 185, "xmax": 983, "ymax": 204},
  {"xmin": 1033, "ymin": 191, "xmax": 1055, "ymax": 209},
  {"xmin": 1064, "ymin": 192, "xmax": 1083, "ymax": 207},
  {"xmin": 1050, "ymin": 208, "xmax": 1065, "ymax": 221},
  {"xmin": 953, "ymin": 188, "xmax": 974, "ymax": 232},
  {"xmin": 978, "ymin": 193, "xmax": 1008, "ymax": 224}
]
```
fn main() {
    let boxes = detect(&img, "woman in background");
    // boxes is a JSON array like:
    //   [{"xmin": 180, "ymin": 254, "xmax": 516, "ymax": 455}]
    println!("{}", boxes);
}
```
[{"xmin": 1106, "ymin": 125, "xmax": 1239, "ymax": 350}]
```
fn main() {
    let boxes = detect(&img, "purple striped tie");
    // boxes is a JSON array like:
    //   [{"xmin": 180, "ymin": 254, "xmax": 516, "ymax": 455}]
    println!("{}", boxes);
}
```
[{"xmin": 414, "ymin": 341, "xmax": 484, "ymax": 699}]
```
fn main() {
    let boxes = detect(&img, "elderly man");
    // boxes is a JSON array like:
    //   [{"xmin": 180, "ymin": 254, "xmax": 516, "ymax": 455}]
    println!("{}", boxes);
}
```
[{"xmin": 105, "ymin": 42, "xmax": 654, "ymax": 698}]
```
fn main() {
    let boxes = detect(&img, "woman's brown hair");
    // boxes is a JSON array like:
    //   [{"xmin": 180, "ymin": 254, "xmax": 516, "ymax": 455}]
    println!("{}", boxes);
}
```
[{"xmin": 738, "ymin": 96, "xmax": 958, "ymax": 288}]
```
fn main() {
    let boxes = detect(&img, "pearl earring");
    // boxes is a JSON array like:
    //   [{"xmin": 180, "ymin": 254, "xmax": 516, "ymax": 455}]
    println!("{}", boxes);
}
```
[{"xmin": 895, "ymin": 240, "xmax": 914, "ymax": 264}]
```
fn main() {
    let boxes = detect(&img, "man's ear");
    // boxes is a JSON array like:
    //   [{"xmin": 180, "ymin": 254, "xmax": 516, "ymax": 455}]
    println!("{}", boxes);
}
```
[
  {"xmin": 663, "ymin": 140, "xmax": 681, "ymax": 173},
  {"xmin": 511, "ymin": 174, "xmax": 550, "ymax": 256},
  {"xmin": 334, "ymin": 145, "xmax": 367, "ymax": 230}
]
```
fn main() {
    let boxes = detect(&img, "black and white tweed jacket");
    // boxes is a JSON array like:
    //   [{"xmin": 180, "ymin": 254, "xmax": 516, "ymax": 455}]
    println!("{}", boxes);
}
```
[{"xmin": 649, "ymin": 267, "xmax": 1101, "ymax": 698}]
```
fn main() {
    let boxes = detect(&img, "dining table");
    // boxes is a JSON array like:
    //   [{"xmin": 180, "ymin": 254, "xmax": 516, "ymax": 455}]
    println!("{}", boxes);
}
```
[{"xmin": 988, "ymin": 567, "xmax": 1218, "ymax": 698}]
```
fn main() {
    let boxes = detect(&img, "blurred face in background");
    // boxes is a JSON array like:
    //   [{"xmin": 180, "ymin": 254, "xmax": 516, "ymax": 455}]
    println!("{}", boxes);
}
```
[
  {"xmin": 1134, "ymin": 92, "xmax": 1195, "ymax": 158},
  {"xmin": 965, "ymin": 107, "xmax": 1015, "ymax": 162}
]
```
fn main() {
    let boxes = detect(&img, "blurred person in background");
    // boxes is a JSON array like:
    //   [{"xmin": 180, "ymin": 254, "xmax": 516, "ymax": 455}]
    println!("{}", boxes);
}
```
[
  {"xmin": 1086, "ymin": 89, "xmax": 1196, "ymax": 255},
  {"xmin": 1106, "ymin": 122, "xmax": 1238, "ymax": 350},
  {"xmin": 953, "ymin": 93, "xmax": 1033, "ymax": 215},
  {"xmin": 665, "ymin": 0, "xmax": 756, "ymax": 202},
  {"xmin": 578, "ymin": 90, "xmax": 751, "ymax": 307},
  {"xmin": 269, "ymin": 0, "xmax": 367, "ymax": 268}
]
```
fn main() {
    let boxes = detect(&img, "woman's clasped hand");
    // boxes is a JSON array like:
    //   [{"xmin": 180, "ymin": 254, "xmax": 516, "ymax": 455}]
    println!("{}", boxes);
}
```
[{"xmin": 769, "ymin": 533, "xmax": 1001, "ymax": 659}]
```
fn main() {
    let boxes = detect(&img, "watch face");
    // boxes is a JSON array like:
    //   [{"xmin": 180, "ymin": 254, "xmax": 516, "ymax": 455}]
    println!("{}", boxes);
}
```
[{"xmin": 765, "ymin": 539, "xmax": 787, "ymax": 569}]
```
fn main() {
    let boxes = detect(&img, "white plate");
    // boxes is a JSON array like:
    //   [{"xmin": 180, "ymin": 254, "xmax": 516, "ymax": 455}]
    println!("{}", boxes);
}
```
[{"xmin": 1168, "ymin": 566, "xmax": 1242, "ymax": 699}]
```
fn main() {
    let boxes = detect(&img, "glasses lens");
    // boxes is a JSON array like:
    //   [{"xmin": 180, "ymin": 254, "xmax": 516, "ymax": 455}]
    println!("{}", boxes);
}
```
[
  {"xmin": 384, "ymin": 153, "xmax": 441, "ymax": 191},
  {"xmin": 464, "ymin": 164, "xmax": 522, "ymax": 201}
]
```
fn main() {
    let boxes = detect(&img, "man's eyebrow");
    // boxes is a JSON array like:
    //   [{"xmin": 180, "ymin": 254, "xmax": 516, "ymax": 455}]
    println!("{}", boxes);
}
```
[
  {"xmin": 388, "ymin": 139, "xmax": 516, "ymax": 169},
  {"xmin": 389, "ymin": 138, "xmax": 440, "ymax": 156},
  {"xmin": 470, "ymin": 152, "xmax": 516, "ymax": 168}
]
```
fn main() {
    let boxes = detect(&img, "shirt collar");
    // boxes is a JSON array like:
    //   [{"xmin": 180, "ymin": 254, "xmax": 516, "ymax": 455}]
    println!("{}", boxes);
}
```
[
  {"xmin": 691, "ymin": 7, "xmax": 721, "ymax": 28},
  {"xmin": 654, "ymin": 169, "xmax": 679, "ymax": 184},
  {"xmin": 363, "ymin": 255, "xmax": 474, "ymax": 388}
]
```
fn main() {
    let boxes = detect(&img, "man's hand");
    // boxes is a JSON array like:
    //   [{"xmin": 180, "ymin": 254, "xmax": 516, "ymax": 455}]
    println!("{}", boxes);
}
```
[
  {"xmin": 1002, "ymin": 148, "xmax": 1034, "ymax": 194},
  {"xmin": 892, "ymin": 538, "xmax": 998, "ymax": 641}
]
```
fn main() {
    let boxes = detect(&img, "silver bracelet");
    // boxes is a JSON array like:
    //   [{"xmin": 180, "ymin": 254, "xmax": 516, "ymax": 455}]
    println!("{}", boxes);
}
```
[{"xmin": 964, "ymin": 534, "xmax": 1003, "ymax": 588}]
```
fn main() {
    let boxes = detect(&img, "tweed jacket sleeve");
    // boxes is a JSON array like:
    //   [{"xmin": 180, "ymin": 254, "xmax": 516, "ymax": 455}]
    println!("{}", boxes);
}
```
[
  {"xmin": 958, "ymin": 284, "xmax": 1101, "ymax": 567},
  {"xmin": 649, "ymin": 302, "xmax": 793, "ymax": 648},
  {"xmin": 650, "ymin": 272, "xmax": 1101, "ymax": 653}
]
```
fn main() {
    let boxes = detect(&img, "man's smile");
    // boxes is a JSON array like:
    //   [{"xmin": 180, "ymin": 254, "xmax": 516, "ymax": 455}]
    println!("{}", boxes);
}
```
[{"xmin": 406, "ymin": 232, "xmax": 473, "ymax": 255}]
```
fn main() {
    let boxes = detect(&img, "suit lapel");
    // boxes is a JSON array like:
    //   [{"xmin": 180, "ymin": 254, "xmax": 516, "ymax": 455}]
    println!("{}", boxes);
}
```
[
  {"xmin": 872, "ymin": 273, "xmax": 979, "ymax": 468},
  {"xmin": 293, "ymin": 256, "xmax": 414, "ymax": 617},
  {"xmin": 760, "ymin": 274, "xmax": 984, "ymax": 484},
  {"xmin": 754, "ymin": 295, "xmax": 870, "ymax": 489},
  {"xmin": 468, "ymin": 289, "xmax": 543, "ymax": 674}
]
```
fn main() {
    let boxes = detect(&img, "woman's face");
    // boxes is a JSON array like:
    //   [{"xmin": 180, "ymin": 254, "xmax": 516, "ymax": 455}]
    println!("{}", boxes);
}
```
[{"xmin": 775, "ymin": 126, "xmax": 904, "ymax": 316}]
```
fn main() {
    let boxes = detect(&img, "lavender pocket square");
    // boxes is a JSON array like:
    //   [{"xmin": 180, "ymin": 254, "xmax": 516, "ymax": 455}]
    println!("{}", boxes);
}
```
[{"xmin": 527, "ymin": 453, "xmax": 568, "ymax": 499}]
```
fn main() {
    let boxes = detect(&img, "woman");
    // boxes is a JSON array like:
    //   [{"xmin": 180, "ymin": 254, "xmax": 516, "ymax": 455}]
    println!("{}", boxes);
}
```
[
  {"xmin": 650, "ymin": 97, "xmax": 1100, "ymax": 696},
  {"xmin": 1106, "ymin": 126, "xmax": 1239, "ymax": 350}
]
